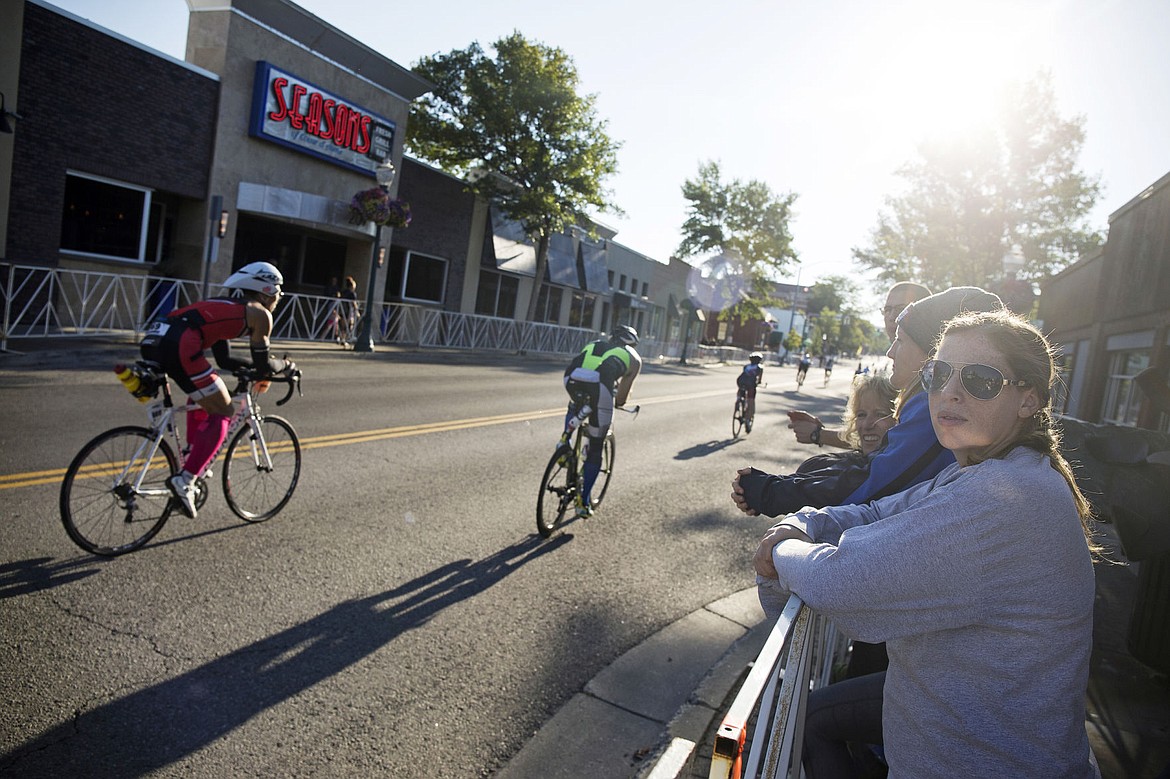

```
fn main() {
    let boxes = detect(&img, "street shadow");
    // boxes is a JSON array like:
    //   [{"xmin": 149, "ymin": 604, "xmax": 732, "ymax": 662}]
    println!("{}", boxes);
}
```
[
  {"xmin": 675, "ymin": 438, "xmax": 743, "ymax": 460},
  {"xmin": 0, "ymin": 557, "xmax": 100, "ymax": 599},
  {"xmin": 0, "ymin": 533, "xmax": 571, "ymax": 777}
]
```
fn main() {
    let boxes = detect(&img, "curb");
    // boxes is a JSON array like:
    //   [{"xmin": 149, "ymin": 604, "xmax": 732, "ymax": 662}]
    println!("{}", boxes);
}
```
[{"xmin": 495, "ymin": 587, "xmax": 768, "ymax": 779}]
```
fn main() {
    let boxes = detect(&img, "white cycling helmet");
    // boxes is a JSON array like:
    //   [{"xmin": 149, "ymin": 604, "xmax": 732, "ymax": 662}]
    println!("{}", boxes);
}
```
[
  {"xmin": 749, "ymin": 351, "xmax": 764, "ymax": 362},
  {"xmin": 223, "ymin": 261, "xmax": 283, "ymax": 296},
  {"xmin": 612, "ymin": 324, "xmax": 639, "ymax": 346}
]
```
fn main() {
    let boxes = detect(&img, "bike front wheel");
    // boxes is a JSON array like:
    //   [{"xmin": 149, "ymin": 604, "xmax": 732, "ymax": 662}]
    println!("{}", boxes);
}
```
[
  {"xmin": 589, "ymin": 430, "xmax": 616, "ymax": 509},
  {"xmin": 537, "ymin": 445, "xmax": 576, "ymax": 538},
  {"xmin": 223, "ymin": 415, "xmax": 301, "ymax": 522},
  {"xmin": 59, "ymin": 426, "xmax": 178, "ymax": 556}
]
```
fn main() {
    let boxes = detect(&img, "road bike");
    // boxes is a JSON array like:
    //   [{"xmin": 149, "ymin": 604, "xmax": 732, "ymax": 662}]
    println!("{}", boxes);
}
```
[
  {"xmin": 732, "ymin": 383, "xmax": 764, "ymax": 438},
  {"xmin": 59, "ymin": 360, "xmax": 303, "ymax": 556},
  {"xmin": 536, "ymin": 392, "xmax": 638, "ymax": 538}
]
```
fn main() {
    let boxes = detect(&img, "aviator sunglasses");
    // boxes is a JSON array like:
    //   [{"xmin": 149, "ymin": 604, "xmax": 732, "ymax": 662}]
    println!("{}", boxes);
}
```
[{"xmin": 920, "ymin": 359, "xmax": 1030, "ymax": 401}]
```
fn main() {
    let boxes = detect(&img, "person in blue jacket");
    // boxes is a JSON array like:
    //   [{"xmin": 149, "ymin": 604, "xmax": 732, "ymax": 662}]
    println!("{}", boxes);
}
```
[{"xmin": 733, "ymin": 286, "xmax": 1004, "ymax": 520}]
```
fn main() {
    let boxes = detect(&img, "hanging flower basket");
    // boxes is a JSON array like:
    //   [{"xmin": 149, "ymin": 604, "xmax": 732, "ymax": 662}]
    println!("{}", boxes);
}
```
[{"xmin": 348, "ymin": 187, "xmax": 412, "ymax": 229}]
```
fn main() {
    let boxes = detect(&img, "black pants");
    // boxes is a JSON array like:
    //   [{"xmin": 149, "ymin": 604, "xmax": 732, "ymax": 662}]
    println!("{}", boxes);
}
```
[{"xmin": 802, "ymin": 671, "xmax": 886, "ymax": 779}]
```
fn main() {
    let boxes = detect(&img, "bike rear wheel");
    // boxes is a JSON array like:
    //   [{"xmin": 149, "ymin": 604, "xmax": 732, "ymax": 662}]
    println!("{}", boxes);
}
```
[
  {"xmin": 732, "ymin": 398, "xmax": 745, "ymax": 438},
  {"xmin": 59, "ymin": 426, "xmax": 178, "ymax": 556},
  {"xmin": 223, "ymin": 415, "xmax": 301, "ymax": 522},
  {"xmin": 537, "ymin": 444, "xmax": 576, "ymax": 538}
]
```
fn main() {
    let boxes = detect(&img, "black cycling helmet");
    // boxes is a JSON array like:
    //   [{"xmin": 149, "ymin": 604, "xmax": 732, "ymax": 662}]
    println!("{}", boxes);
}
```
[{"xmin": 612, "ymin": 324, "xmax": 639, "ymax": 346}]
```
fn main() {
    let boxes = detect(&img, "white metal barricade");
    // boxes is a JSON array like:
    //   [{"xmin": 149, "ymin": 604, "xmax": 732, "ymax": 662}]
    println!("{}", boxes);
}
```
[{"xmin": 709, "ymin": 595, "xmax": 846, "ymax": 779}]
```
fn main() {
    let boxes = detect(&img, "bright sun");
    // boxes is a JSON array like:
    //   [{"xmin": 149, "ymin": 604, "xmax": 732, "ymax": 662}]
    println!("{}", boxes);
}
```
[{"xmin": 866, "ymin": 1, "xmax": 1054, "ymax": 139}]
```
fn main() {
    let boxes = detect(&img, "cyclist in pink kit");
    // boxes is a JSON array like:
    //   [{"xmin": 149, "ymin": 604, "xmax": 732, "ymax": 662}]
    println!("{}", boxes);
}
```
[{"xmin": 139, "ymin": 262, "xmax": 295, "ymax": 519}]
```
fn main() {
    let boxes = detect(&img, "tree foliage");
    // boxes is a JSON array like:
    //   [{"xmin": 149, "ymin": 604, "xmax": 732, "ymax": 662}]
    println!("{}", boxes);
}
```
[
  {"xmin": 407, "ymin": 32, "xmax": 622, "ymax": 321},
  {"xmin": 854, "ymin": 73, "xmax": 1103, "ymax": 301},
  {"xmin": 677, "ymin": 161, "xmax": 798, "ymax": 320}
]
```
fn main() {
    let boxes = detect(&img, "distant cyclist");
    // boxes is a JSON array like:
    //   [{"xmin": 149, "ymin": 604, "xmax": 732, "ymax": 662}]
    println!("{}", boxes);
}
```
[
  {"xmin": 139, "ymin": 261, "xmax": 296, "ymax": 519},
  {"xmin": 796, "ymin": 353, "xmax": 812, "ymax": 386},
  {"xmin": 823, "ymin": 355, "xmax": 835, "ymax": 385},
  {"xmin": 736, "ymin": 351, "xmax": 765, "ymax": 433},
  {"xmin": 563, "ymin": 324, "xmax": 643, "ymax": 517}
]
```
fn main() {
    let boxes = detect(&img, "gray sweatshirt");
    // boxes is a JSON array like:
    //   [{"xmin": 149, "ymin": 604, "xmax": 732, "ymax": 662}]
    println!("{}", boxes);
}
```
[{"xmin": 772, "ymin": 447, "xmax": 1098, "ymax": 778}]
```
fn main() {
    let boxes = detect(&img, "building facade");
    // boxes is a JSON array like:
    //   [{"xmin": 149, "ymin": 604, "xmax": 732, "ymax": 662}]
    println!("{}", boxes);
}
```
[
  {"xmin": 1039, "ymin": 170, "xmax": 1170, "ymax": 430},
  {"xmin": 2, "ymin": 0, "xmax": 709, "ymax": 352}
]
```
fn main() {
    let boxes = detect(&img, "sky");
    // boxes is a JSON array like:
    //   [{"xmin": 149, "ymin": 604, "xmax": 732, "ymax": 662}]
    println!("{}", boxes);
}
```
[{"xmin": 42, "ymin": 0, "xmax": 1170, "ymax": 317}]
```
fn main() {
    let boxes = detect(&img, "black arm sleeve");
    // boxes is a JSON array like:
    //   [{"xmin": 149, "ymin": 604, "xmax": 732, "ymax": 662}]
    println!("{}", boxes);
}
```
[
  {"xmin": 739, "ymin": 452, "xmax": 873, "ymax": 517},
  {"xmin": 248, "ymin": 342, "xmax": 286, "ymax": 376},
  {"xmin": 211, "ymin": 340, "xmax": 251, "ymax": 372}
]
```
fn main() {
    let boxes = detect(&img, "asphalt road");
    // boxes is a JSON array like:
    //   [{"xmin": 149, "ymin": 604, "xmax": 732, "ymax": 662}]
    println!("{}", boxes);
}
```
[{"xmin": 0, "ymin": 344, "xmax": 858, "ymax": 778}]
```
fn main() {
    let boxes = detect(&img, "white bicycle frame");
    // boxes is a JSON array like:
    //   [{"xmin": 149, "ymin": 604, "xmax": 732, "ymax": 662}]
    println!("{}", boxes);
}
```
[{"xmin": 122, "ymin": 386, "xmax": 269, "ymax": 499}]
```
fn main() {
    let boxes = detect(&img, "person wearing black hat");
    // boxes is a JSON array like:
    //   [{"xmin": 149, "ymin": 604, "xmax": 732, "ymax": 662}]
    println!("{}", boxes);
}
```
[
  {"xmin": 737, "ymin": 286, "xmax": 1004, "ymax": 519},
  {"xmin": 744, "ymin": 285, "xmax": 1005, "ymax": 779}
]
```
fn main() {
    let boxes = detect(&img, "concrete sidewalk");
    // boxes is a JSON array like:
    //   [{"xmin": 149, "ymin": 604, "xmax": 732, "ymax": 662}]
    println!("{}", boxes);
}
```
[
  {"xmin": 495, "ymin": 588, "xmax": 769, "ymax": 779},
  {"xmin": 497, "ymin": 525, "xmax": 1170, "ymax": 779}
]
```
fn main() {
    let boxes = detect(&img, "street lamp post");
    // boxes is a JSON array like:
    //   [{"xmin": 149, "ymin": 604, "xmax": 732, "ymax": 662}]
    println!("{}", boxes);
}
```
[
  {"xmin": 783, "ymin": 266, "xmax": 802, "ymax": 363},
  {"xmin": 353, "ymin": 160, "xmax": 397, "ymax": 353}
]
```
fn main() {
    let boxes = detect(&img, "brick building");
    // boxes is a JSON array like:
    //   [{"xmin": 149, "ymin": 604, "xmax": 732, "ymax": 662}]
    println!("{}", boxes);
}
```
[{"xmin": 1039, "ymin": 170, "xmax": 1170, "ymax": 430}]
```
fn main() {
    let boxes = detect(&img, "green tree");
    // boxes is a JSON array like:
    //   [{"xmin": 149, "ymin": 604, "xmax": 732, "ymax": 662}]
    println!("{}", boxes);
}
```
[
  {"xmin": 854, "ymin": 73, "xmax": 1103, "ymax": 301},
  {"xmin": 783, "ymin": 329, "xmax": 803, "ymax": 355},
  {"xmin": 805, "ymin": 276, "xmax": 860, "ymax": 316},
  {"xmin": 676, "ymin": 161, "xmax": 798, "ymax": 320},
  {"xmin": 408, "ymin": 32, "xmax": 622, "ymax": 322}
]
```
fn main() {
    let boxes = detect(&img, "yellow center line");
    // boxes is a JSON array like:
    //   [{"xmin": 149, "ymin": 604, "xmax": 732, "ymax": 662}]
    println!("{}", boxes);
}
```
[{"xmin": 1, "ymin": 388, "xmax": 728, "ymax": 490}]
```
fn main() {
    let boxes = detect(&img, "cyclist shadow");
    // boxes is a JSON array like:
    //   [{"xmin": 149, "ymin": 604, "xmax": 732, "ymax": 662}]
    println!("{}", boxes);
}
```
[
  {"xmin": 676, "ymin": 439, "xmax": 744, "ymax": 460},
  {"xmin": 0, "ymin": 534, "xmax": 571, "ymax": 777},
  {"xmin": 0, "ymin": 556, "xmax": 100, "ymax": 599}
]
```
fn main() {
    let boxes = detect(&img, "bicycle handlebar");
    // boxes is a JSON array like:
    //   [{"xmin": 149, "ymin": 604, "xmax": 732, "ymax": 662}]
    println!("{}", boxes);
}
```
[
  {"xmin": 231, "ymin": 362, "xmax": 303, "ymax": 406},
  {"xmin": 617, "ymin": 404, "xmax": 640, "ymax": 419}
]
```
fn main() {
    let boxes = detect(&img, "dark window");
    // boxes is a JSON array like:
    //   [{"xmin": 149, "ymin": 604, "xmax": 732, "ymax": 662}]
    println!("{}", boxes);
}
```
[
  {"xmin": 533, "ymin": 284, "xmax": 563, "ymax": 323},
  {"xmin": 301, "ymin": 234, "xmax": 348, "ymax": 287},
  {"xmin": 568, "ymin": 292, "xmax": 595, "ymax": 328},
  {"xmin": 402, "ymin": 252, "xmax": 447, "ymax": 304},
  {"xmin": 475, "ymin": 269, "xmax": 518, "ymax": 318},
  {"xmin": 234, "ymin": 213, "xmax": 345, "ymax": 294},
  {"xmin": 60, "ymin": 173, "xmax": 151, "ymax": 261}
]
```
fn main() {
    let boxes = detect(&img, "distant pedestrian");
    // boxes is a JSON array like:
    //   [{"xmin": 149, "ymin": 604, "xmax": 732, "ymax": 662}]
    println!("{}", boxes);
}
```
[{"xmin": 338, "ymin": 276, "xmax": 358, "ymax": 346}]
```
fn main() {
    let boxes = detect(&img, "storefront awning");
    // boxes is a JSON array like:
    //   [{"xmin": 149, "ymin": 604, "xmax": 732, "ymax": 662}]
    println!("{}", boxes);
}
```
[
  {"xmin": 491, "ymin": 207, "xmax": 536, "ymax": 277},
  {"xmin": 547, "ymin": 231, "xmax": 579, "ymax": 286},
  {"xmin": 579, "ymin": 237, "xmax": 609, "ymax": 293}
]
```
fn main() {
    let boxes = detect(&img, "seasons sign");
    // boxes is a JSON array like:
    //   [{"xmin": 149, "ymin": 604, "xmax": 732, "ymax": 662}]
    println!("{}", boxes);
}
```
[{"xmin": 249, "ymin": 61, "xmax": 396, "ymax": 174}]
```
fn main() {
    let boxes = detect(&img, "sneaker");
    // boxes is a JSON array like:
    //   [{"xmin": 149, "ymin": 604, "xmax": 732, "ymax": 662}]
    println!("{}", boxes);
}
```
[
  {"xmin": 745, "ymin": 420, "xmax": 753, "ymax": 434},
  {"xmin": 167, "ymin": 472, "xmax": 198, "ymax": 519}
]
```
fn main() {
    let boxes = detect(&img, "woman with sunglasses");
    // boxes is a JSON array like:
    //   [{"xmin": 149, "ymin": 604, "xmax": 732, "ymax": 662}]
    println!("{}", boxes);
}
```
[{"xmin": 757, "ymin": 309, "xmax": 1100, "ymax": 778}]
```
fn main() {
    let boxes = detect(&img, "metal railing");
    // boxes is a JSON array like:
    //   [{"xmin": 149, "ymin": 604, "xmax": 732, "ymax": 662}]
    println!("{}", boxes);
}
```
[
  {"xmin": 0, "ymin": 263, "xmax": 739, "ymax": 363},
  {"xmin": 708, "ymin": 595, "xmax": 847, "ymax": 779}
]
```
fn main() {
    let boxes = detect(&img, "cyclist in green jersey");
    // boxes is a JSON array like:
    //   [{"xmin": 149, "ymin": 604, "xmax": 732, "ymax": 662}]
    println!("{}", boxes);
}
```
[{"xmin": 562, "ymin": 325, "xmax": 643, "ymax": 517}]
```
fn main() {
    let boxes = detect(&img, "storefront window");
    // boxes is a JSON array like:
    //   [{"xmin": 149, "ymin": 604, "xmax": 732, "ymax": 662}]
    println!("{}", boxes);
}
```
[
  {"xmin": 60, "ymin": 172, "xmax": 153, "ymax": 262},
  {"xmin": 1101, "ymin": 349, "xmax": 1150, "ymax": 426},
  {"xmin": 475, "ymin": 270, "xmax": 518, "ymax": 318},
  {"xmin": 568, "ymin": 292, "xmax": 595, "ymax": 328},
  {"xmin": 533, "ymin": 284, "xmax": 563, "ymax": 324},
  {"xmin": 401, "ymin": 252, "xmax": 447, "ymax": 304}
]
